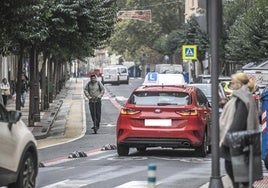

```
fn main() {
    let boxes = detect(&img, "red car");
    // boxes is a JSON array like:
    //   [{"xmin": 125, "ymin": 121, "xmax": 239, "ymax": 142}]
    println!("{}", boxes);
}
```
[{"xmin": 116, "ymin": 83, "xmax": 212, "ymax": 157}]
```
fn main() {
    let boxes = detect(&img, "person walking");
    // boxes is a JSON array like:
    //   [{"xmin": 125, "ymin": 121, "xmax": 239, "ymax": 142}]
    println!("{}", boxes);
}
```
[
  {"xmin": 84, "ymin": 74, "xmax": 105, "ymax": 132},
  {"xmin": 21, "ymin": 73, "xmax": 29, "ymax": 107},
  {"xmin": 219, "ymin": 72, "xmax": 260, "ymax": 188},
  {"xmin": 1, "ymin": 78, "xmax": 11, "ymax": 106}
]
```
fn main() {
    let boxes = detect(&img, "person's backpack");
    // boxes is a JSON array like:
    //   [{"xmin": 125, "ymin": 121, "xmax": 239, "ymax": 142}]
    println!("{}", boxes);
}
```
[{"xmin": 97, "ymin": 81, "xmax": 102, "ymax": 91}]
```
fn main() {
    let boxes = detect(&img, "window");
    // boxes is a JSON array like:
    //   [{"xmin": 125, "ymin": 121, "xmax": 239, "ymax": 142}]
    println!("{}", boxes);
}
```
[
  {"xmin": 120, "ymin": 68, "xmax": 127, "ymax": 73},
  {"xmin": 128, "ymin": 91, "xmax": 191, "ymax": 106},
  {"xmin": 196, "ymin": 89, "xmax": 208, "ymax": 106}
]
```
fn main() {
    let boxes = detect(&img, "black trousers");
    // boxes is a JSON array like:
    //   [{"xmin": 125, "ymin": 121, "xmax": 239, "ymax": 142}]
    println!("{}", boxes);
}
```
[
  {"xmin": 89, "ymin": 100, "xmax": 101, "ymax": 128},
  {"xmin": 2, "ymin": 95, "xmax": 7, "ymax": 106}
]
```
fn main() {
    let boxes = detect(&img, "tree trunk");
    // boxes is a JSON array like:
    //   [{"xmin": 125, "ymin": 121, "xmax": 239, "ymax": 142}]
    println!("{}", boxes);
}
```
[
  {"xmin": 40, "ymin": 54, "xmax": 47, "ymax": 111},
  {"xmin": 53, "ymin": 60, "xmax": 59, "ymax": 99},
  {"xmin": 28, "ymin": 46, "xmax": 40, "ymax": 127},
  {"xmin": 44, "ymin": 55, "xmax": 50, "ymax": 109},
  {"xmin": 48, "ymin": 57, "xmax": 53, "ymax": 103},
  {"xmin": 15, "ymin": 46, "xmax": 24, "ymax": 111}
]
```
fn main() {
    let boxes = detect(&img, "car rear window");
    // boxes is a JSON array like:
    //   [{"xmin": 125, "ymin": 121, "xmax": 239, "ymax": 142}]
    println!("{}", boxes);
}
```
[{"xmin": 128, "ymin": 91, "xmax": 191, "ymax": 106}]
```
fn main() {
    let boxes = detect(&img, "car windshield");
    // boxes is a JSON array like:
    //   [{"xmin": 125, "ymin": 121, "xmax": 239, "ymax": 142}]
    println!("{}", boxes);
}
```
[
  {"xmin": 104, "ymin": 68, "xmax": 117, "ymax": 74},
  {"xmin": 128, "ymin": 91, "xmax": 191, "ymax": 106},
  {"xmin": 192, "ymin": 85, "xmax": 211, "ymax": 97}
]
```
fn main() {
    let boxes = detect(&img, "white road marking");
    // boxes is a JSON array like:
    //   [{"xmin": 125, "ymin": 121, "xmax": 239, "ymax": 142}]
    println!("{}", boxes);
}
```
[
  {"xmin": 106, "ymin": 123, "xmax": 116, "ymax": 127},
  {"xmin": 115, "ymin": 181, "xmax": 147, "ymax": 188},
  {"xmin": 90, "ymin": 153, "xmax": 116, "ymax": 160},
  {"xmin": 41, "ymin": 179, "xmax": 93, "ymax": 188},
  {"xmin": 115, "ymin": 96, "xmax": 128, "ymax": 101}
]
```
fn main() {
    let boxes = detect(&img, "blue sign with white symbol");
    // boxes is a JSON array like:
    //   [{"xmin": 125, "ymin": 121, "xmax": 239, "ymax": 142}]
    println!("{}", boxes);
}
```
[{"xmin": 147, "ymin": 72, "xmax": 157, "ymax": 81}]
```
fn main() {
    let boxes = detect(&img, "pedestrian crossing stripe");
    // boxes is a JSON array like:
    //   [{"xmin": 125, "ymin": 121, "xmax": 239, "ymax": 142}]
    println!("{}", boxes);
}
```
[{"xmin": 182, "ymin": 45, "xmax": 197, "ymax": 60}]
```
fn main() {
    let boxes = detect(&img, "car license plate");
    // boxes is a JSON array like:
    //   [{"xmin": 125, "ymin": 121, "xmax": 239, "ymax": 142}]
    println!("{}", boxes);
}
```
[{"xmin": 145, "ymin": 119, "xmax": 172, "ymax": 126}]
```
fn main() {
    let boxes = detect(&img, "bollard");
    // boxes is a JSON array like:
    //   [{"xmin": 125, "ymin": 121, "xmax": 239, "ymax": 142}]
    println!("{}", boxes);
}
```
[{"xmin": 147, "ymin": 164, "xmax": 156, "ymax": 188}]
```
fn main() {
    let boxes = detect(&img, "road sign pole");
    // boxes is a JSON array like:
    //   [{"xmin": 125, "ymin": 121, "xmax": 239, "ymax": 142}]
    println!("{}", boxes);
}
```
[
  {"xmin": 188, "ymin": 61, "xmax": 192, "ymax": 83},
  {"xmin": 209, "ymin": 0, "xmax": 223, "ymax": 187}
]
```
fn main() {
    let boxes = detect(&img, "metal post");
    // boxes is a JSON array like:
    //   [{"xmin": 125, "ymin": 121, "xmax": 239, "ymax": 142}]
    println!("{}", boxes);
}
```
[
  {"xmin": 188, "ymin": 61, "xmax": 192, "ymax": 83},
  {"xmin": 147, "ymin": 164, "xmax": 156, "ymax": 188},
  {"xmin": 249, "ymin": 144, "xmax": 253, "ymax": 187},
  {"xmin": 209, "ymin": 0, "xmax": 223, "ymax": 187}
]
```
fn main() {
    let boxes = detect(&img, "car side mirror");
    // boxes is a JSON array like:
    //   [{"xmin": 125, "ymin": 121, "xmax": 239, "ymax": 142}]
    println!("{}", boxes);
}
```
[{"xmin": 8, "ymin": 111, "xmax": 21, "ymax": 123}]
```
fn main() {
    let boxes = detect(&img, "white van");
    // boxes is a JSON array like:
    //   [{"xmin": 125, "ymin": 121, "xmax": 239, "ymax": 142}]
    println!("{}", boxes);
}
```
[
  {"xmin": 155, "ymin": 64, "xmax": 183, "ymax": 74},
  {"xmin": 101, "ymin": 65, "xmax": 129, "ymax": 85}
]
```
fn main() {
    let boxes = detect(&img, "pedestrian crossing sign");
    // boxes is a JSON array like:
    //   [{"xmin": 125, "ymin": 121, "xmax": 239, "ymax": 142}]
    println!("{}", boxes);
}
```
[{"xmin": 182, "ymin": 45, "xmax": 197, "ymax": 60}]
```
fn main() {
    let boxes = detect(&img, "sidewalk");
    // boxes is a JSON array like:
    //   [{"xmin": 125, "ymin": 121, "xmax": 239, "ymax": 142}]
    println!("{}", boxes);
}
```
[
  {"xmin": 6, "ymin": 77, "xmax": 85, "ymax": 141},
  {"xmin": 200, "ymin": 173, "xmax": 268, "ymax": 188},
  {"xmin": 6, "ymin": 77, "xmax": 268, "ymax": 187}
]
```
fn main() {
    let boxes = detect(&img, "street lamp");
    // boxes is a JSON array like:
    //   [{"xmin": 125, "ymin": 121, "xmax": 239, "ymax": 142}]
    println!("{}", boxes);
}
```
[{"xmin": 209, "ymin": 0, "xmax": 223, "ymax": 187}]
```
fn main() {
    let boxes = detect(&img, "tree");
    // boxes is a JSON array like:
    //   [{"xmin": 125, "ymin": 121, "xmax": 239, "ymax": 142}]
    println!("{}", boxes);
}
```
[
  {"xmin": 163, "ymin": 16, "xmax": 208, "ymax": 74},
  {"xmin": 222, "ymin": 0, "xmax": 268, "ymax": 74},
  {"xmin": 224, "ymin": 0, "xmax": 268, "ymax": 64},
  {"xmin": 110, "ymin": 0, "xmax": 185, "ymax": 62},
  {"xmin": 0, "ymin": 0, "xmax": 48, "ymax": 123},
  {"xmin": 0, "ymin": 0, "xmax": 117, "ymax": 126}
]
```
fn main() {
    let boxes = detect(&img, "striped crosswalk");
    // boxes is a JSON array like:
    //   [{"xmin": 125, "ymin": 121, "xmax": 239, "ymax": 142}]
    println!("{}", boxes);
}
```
[{"xmin": 37, "ymin": 149, "xmax": 268, "ymax": 188}]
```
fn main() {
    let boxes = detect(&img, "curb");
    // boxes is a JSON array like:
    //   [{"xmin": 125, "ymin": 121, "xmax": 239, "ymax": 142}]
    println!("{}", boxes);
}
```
[
  {"xmin": 33, "ymin": 100, "xmax": 63, "ymax": 140},
  {"xmin": 33, "ymin": 80, "xmax": 72, "ymax": 140}
]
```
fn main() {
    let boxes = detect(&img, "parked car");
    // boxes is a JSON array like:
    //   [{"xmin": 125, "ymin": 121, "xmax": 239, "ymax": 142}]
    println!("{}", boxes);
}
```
[
  {"xmin": 221, "ymin": 81, "xmax": 233, "ymax": 98},
  {"xmin": 116, "ymin": 73, "xmax": 211, "ymax": 157},
  {"xmin": 0, "ymin": 103, "xmax": 38, "ymax": 187},
  {"xmin": 188, "ymin": 83, "xmax": 228, "ymax": 107},
  {"xmin": 195, "ymin": 74, "xmax": 211, "ymax": 83}
]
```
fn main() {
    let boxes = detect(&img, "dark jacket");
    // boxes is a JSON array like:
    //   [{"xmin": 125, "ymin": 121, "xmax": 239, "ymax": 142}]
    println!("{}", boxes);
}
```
[{"xmin": 21, "ymin": 80, "xmax": 28, "ymax": 93}]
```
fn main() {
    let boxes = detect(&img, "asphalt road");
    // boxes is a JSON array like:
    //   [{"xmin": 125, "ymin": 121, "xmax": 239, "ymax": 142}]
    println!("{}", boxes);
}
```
[{"xmin": 36, "ymin": 78, "xmax": 226, "ymax": 188}]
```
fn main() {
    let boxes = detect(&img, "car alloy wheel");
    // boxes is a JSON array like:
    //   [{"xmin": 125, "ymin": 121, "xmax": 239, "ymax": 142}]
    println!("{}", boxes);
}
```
[{"xmin": 9, "ymin": 152, "xmax": 37, "ymax": 188}]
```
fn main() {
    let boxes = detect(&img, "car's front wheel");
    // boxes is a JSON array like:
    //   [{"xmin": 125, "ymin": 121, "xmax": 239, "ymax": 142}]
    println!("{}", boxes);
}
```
[
  {"xmin": 117, "ymin": 145, "xmax": 129, "ymax": 156},
  {"xmin": 9, "ymin": 151, "xmax": 37, "ymax": 188}
]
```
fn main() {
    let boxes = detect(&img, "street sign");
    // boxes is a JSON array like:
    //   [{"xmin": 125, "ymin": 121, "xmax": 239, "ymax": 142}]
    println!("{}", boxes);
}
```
[
  {"xmin": 182, "ymin": 45, "xmax": 197, "ymax": 60},
  {"xmin": 147, "ymin": 72, "xmax": 158, "ymax": 81},
  {"xmin": 117, "ymin": 10, "xmax": 152, "ymax": 23}
]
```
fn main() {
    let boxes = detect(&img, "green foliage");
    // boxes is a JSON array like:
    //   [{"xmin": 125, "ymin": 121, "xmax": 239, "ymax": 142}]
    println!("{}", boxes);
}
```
[
  {"xmin": 0, "ymin": 0, "xmax": 118, "ymax": 60},
  {"xmin": 45, "ymin": 0, "xmax": 117, "ymax": 61},
  {"xmin": 0, "ymin": 0, "xmax": 48, "ymax": 54},
  {"xmin": 109, "ymin": 0, "xmax": 185, "ymax": 61},
  {"xmin": 224, "ymin": 0, "xmax": 268, "ymax": 64},
  {"xmin": 165, "ymin": 16, "xmax": 208, "ymax": 61}
]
